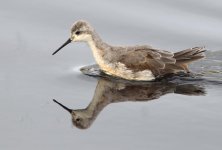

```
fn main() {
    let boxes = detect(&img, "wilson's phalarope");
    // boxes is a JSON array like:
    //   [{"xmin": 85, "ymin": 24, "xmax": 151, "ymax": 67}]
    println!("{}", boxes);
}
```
[{"xmin": 52, "ymin": 20, "xmax": 206, "ymax": 81}]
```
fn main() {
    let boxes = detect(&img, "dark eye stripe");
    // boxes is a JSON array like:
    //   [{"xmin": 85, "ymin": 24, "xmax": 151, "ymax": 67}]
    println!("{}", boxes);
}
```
[{"xmin": 76, "ymin": 31, "xmax": 81, "ymax": 35}]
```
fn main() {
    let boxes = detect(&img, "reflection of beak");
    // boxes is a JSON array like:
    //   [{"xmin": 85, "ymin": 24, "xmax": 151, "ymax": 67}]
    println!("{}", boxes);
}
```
[
  {"xmin": 52, "ymin": 38, "xmax": 71, "ymax": 55},
  {"xmin": 53, "ymin": 99, "xmax": 72, "ymax": 113}
]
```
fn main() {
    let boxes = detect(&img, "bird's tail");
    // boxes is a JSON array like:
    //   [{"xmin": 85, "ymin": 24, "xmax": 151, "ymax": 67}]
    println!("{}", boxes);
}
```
[{"xmin": 173, "ymin": 47, "xmax": 206, "ymax": 72}]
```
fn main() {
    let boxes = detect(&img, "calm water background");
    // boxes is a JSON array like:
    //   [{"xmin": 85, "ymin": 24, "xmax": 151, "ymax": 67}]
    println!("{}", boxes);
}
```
[{"xmin": 0, "ymin": 0, "xmax": 222, "ymax": 149}]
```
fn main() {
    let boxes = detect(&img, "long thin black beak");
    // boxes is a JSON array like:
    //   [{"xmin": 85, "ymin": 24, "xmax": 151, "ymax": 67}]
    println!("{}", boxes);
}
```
[
  {"xmin": 53, "ymin": 99, "xmax": 72, "ymax": 113},
  {"xmin": 52, "ymin": 38, "xmax": 72, "ymax": 55}
]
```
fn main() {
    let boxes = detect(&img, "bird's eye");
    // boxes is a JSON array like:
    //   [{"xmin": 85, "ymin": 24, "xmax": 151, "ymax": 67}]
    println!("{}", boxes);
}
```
[
  {"xmin": 76, "ymin": 118, "xmax": 81, "ymax": 122},
  {"xmin": 75, "ymin": 31, "xmax": 81, "ymax": 35}
]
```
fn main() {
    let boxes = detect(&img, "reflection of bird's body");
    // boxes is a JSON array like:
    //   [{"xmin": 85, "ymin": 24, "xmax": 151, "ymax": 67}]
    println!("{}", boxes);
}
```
[
  {"xmin": 53, "ymin": 73, "xmax": 205, "ymax": 129},
  {"xmin": 53, "ymin": 20, "xmax": 206, "ymax": 81}
]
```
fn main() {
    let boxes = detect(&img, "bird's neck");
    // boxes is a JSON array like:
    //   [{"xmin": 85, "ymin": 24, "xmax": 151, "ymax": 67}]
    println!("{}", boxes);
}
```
[
  {"xmin": 87, "ymin": 32, "xmax": 112, "ymax": 64},
  {"xmin": 88, "ymin": 31, "xmax": 110, "ymax": 51}
]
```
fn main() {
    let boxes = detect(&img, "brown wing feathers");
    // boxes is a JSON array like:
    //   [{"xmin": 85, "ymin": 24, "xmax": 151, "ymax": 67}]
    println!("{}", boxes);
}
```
[
  {"xmin": 118, "ymin": 46, "xmax": 205, "ymax": 77},
  {"xmin": 174, "ymin": 47, "xmax": 206, "ymax": 64}
]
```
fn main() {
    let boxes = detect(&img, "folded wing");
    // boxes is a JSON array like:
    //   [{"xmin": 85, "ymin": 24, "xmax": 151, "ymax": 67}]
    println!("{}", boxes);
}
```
[{"xmin": 118, "ymin": 47, "xmax": 176, "ymax": 76}]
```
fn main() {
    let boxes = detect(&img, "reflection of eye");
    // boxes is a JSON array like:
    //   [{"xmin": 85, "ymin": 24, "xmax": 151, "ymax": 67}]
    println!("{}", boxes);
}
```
[
  {"xmin": 75, "ymin": 31, "xmax": 81, "ymax": 35},
  {"xmin": 76, "ymin": 118, "xmax": 80, "ymax": 122}
]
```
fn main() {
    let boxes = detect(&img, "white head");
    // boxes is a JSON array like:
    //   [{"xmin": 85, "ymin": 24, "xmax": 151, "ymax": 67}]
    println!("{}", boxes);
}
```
[{"xmin": 52, "ymin": 20, "xmax": 94, "ymax": 55}]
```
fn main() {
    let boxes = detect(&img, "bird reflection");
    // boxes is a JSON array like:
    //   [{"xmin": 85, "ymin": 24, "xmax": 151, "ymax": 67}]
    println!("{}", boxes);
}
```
[{"xmin": 53, "ymin": 72, "xmax": 205, "ymax": 129}]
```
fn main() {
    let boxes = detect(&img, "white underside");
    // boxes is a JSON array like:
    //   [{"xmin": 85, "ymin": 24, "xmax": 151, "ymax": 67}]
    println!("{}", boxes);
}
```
[
  {"xmin": 102, "ymin": 62, "xmax": 155, "ymax": 81},
  {"xmin": 88, "ymin": 39, "xmax": 155, "ymax": 81}
]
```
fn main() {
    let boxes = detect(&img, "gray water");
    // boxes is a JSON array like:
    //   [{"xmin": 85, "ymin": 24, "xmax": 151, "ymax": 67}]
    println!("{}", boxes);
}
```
[{"xmin": 1, "ymin": 0, "xmax": 222, "ymax": 149}]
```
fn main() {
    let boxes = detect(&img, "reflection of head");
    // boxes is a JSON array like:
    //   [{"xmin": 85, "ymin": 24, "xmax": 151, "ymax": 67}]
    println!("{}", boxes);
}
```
[
  {"xmin": 71, "ymin": 110, "xmax": 92, "ymax": 129},
  {"xmin": 53, "ymin": 100, "xmax": 95, "ymax": 129}
]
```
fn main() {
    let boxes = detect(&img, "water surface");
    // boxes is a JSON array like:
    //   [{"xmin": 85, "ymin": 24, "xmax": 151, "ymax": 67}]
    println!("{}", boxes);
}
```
[{"xmin": 1, "ymin": 0, "xmax": 222, "ymax": 150}]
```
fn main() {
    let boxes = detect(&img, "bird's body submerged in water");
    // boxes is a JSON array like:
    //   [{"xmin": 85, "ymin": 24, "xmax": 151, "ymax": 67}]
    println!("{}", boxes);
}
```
[{"xmin": 52, "ymin": 20, "xmax": 206, "ymax": 81}]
